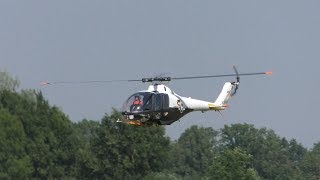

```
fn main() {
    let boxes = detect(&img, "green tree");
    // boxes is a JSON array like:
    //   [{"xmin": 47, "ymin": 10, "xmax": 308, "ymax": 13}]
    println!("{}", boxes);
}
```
[
  {"xmin": 73, "ymin": 119, "xmax": 100, "ymax": 146},
  {"xmin": 0, "ymin": 89, "xmax": 80, "ymax": 178},
  {"xmin": 300, "ymin": 142, "xmax": 320, "ymax": 180},
  {"xmin": 87, "ymin": 109, "xmax": 170, "ymax": 179},
  {"xmin": 0, "ymin": 108, "xmax": 32, "ymax": 179},
  {"xmin": 72, "ymin": 119, "xmax": 100, "ymax": 178},
  {"xmin": 289, "ymin": 139, "xmax": 307, "ymax": 161},
  {"xmin": 0, "ymin": 70, "xmax": 20, "ymax": 91},
  {"xmin": 220, "ymin": 123, "xmax": 299, "ymax": 179},
  {"xmin": 169, "ymin": 125, "xmax": 219, "ymax": 178},
  {"xmin": 142, "ymin": 172, "xmax": 181, "ymax": 180},
  {"xmin": 208, "ymin": 148, "xmax": 260, "ymax": 180}
]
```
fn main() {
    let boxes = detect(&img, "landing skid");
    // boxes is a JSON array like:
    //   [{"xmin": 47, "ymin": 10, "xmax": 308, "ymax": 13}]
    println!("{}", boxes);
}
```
[{"xmin": 117, "ymin": 118, "xmax": 156, "ymax": 126}]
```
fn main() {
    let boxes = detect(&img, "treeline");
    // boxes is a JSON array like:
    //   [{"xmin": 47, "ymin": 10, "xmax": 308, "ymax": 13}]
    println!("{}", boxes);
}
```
[{"xmin": 0, "ymin": 72, "xmax": 320, "ymax": 179}]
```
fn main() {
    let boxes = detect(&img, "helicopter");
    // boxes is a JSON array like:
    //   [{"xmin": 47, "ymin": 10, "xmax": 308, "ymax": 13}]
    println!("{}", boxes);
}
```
[{"xmin": 41, "ymin": 66, "xmax": 272, "ymax": 126}]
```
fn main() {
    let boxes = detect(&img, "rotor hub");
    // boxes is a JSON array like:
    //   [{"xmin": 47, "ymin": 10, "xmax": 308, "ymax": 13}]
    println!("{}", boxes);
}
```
[{"xmin": 142, "ymin": 77, "xmax": 171, "ymax": 83}]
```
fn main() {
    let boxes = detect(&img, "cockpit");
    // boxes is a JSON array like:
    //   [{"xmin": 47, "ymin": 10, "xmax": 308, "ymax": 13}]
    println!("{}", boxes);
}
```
[
  {"xmin": 122, "ymin": 92, "xmax": 153, "ymax": 113},
  {"xmin": 122, "ymin": 92, "xmax": 169, "ymax": 114}
]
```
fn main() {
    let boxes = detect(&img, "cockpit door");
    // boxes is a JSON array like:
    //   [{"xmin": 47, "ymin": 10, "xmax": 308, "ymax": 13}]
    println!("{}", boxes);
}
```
[
  {"xmin": 153, "ymin": 94, "xmax": 162, "ymax": 111},
  {"xmin": 153, "ymin": 93, "xmax": 169, "ymax": 111}
]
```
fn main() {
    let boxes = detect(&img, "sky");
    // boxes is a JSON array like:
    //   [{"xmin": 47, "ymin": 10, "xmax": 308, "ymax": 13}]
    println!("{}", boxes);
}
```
[{"xmin": 1, "ymin": 1, "xmax": 319, "ymax": 148}]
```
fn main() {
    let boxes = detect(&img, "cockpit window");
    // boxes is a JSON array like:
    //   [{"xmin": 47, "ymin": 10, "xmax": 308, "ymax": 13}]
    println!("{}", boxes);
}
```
[{"xmin": 122, "ymin": 92, "xmax": 153, "ymax": 113}]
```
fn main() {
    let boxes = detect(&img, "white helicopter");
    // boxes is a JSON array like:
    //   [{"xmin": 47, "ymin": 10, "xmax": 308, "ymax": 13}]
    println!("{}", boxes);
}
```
[{"xmin": 41, "ymin": 66, "xmax": 272, "ymax": 126}]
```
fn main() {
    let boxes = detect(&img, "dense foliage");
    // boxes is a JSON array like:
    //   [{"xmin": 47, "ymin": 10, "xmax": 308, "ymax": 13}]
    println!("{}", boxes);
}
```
[{"xmin": 0, "ymin": 71, "xmax": 319, "ymax": 179}]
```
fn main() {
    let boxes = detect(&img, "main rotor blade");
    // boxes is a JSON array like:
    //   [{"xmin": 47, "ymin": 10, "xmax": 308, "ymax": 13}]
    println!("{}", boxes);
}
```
[
  {"xmin": 40, "ymin": 71, "xmax": 272, "ymax": 86},
  {"xmin": 40, "ymin": 79, "xmax": 140, "ymax": 86},
  {"xmin": 171, "ymin": 72, "xmax": 272, "ymax": 80}
]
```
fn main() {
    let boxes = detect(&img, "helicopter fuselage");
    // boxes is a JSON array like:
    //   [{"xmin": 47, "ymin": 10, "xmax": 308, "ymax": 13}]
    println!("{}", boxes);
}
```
[{"xmin": 121, "ymin": 83, "xmax": 236, "ymax": 126}]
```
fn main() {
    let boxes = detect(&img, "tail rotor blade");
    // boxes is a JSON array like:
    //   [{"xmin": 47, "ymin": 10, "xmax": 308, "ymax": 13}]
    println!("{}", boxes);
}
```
[{"xmin": 233, "ymin": 65, "xmax": 240, "ymax": 83}]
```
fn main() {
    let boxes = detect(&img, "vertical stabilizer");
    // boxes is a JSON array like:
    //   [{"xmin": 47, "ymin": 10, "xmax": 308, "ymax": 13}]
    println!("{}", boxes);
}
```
[{"xmin": 214, "ymin": 82, "xmax": 239, "ymax": 107}]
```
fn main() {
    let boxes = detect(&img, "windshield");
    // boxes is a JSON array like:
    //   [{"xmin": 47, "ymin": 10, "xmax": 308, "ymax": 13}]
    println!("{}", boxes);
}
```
[{"xmin": 122, "ymin": 92, "xmax": 153, "ymax": 113}]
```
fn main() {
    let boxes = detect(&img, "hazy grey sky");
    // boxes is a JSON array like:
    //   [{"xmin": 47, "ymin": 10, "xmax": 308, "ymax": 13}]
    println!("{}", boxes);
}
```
[{"xmin": 1, "ymin": 1, "xmax": 319, "ymax": 147}]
